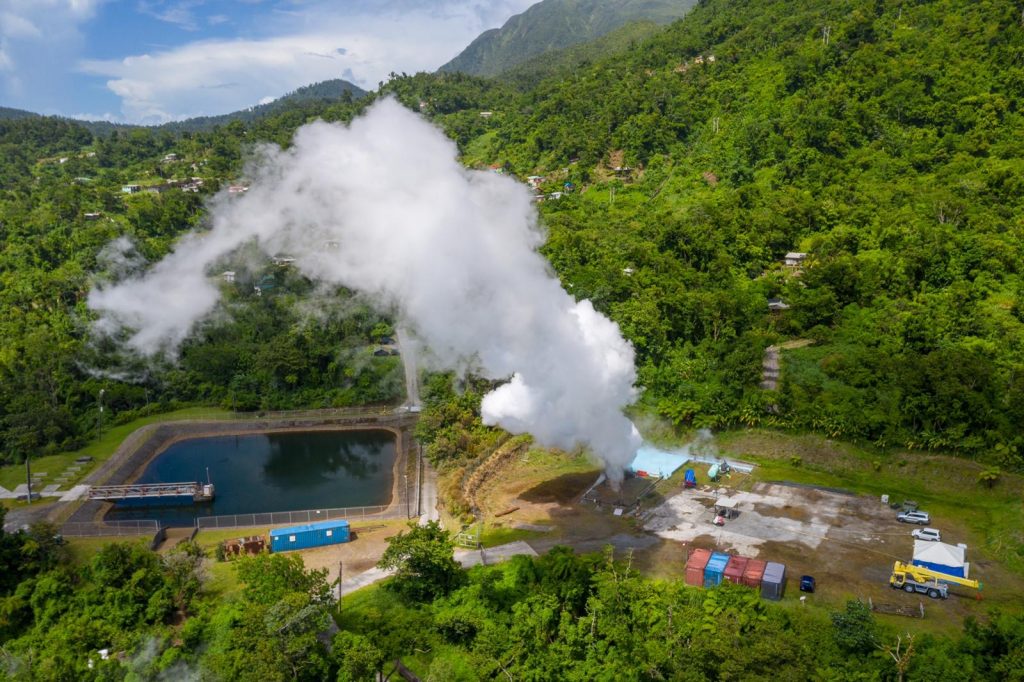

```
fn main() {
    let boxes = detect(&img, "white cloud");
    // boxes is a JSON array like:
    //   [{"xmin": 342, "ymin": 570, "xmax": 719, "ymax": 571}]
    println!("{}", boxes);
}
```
[
  {"xmin": 76, "ymin": 0, "xmax": 537, "ymax": 123},
  {"xmin": 0, "ymin": 12, "xmax": 42, "ymax": 38},
  {"xmin": 137, "ymin": 0, "xmax": 204, "ymax": 31},
  {"xmin": 0, "ymin": 0, "xmax": 106, "ymax": 87}
]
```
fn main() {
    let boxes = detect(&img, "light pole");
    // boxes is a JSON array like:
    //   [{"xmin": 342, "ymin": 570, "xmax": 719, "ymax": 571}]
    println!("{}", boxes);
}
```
[
  {"xmin": 404, "ymin": 473, "xmax": 410, "ymax": 518},
  {"xmin": 98, "ymin": 389, "xmax": 106, "ymax": 431},
  {"xmin": 24, "ymin": 454, "xmax": 32, "ymax": 505}
]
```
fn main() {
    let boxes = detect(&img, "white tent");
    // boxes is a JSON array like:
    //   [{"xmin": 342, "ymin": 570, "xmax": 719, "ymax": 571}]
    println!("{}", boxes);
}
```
[{"xmin": 913, "ymin": 540, "xmax": 969, "ymax": 578}]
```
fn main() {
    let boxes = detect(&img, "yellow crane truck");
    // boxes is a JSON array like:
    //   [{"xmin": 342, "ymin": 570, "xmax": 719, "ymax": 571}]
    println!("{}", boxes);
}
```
[{"xmin": 889, "ymin": 561, "xmax": 981, "ymax": 599}]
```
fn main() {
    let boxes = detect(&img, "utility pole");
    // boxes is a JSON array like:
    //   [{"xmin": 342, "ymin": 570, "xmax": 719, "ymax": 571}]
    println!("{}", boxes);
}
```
[
  {"xmin": 337, "ymin": 561, "xmax": 343, "ymax": 602},
  {"xmin": 25, "ymin": 454, "xmax": 32, "ymax": 504}
]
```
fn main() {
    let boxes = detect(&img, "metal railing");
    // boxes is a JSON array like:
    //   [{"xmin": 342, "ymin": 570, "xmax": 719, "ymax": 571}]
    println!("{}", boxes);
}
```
[
  {"xmin": 196, "ymin": 504, "xmax": 404, "ymax": 529},
  {"xmin": 60, "ymin": 519, "xmax": 160, "ymax": 537}
]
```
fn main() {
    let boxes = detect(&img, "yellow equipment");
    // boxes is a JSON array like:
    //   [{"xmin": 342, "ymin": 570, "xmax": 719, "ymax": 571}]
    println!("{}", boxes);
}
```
[{"xmin": 889, "ymin": 561, "xmax": 981, "ymax": 600}]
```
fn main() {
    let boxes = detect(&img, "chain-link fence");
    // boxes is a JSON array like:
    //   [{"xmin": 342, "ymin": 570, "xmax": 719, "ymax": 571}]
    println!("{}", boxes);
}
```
[
  {"xmin": 196, "ymin": 504, "xmax": 405, "ymax": 529},
  {"xmin": 60, "ymin": 519, "xmax": 160, "ymax": 536}
]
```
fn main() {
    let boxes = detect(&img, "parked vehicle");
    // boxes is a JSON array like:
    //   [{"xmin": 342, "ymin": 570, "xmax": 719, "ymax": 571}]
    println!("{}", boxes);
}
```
[
  {"xmin": 912, "ymin": 527, "xmax": 941, "ymax": 542},
  {"xmin": 889, "ymin": 561, "xmax": 981, "ymax": 599},
  {"xmin": 897, "ymin": 510, "xmax": 930, "ymax": 524},
  {"xmin": 799, "ymin": 575, "xmax": 816, "ymax": 593}
]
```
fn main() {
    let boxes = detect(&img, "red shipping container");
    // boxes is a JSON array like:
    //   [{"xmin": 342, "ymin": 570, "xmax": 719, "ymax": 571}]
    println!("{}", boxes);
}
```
[
  {"xmin": 742, "ymin": 559, "xmax": 767, "ymax": 588},
  {"xmin": 724, "ymin": 556, "xmax": 749, "ymax": 584},
  {"xmin": 685, "ymin": 548, "xmax": 712, "ymax": 587}
]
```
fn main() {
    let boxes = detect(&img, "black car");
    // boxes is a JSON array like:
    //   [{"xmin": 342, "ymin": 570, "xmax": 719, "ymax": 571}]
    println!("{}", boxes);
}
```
[{"xmin": 799, "ymin": 575, "xmax": 816, "ymax": 593}]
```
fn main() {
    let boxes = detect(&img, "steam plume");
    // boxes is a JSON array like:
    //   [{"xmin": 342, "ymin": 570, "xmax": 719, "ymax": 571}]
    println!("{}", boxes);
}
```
[{"xmin": 89, "ymin": 98, "xmax": 641, "ymax": 480}]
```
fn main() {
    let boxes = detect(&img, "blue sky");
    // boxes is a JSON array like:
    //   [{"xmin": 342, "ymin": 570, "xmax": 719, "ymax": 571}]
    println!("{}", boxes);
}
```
[{"xmin": 0, "ymin": 0, "xmax": 536, "ymax": 124}]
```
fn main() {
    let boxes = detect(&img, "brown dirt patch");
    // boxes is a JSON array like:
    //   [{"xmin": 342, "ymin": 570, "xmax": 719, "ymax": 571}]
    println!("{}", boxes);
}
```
[
  {"xmin": 297, "ymin": 520, "xmax": 409, "ymax": 582},
  {"xmin": 520, "ymin": 471, "xmax": 596, "ymax": 505}
]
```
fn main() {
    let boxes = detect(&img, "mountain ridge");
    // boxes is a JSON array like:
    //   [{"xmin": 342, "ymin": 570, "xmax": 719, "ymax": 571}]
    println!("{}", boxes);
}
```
[{"xmin": 438, "ymin": 0, "xmax": 697, "ymax": 77}]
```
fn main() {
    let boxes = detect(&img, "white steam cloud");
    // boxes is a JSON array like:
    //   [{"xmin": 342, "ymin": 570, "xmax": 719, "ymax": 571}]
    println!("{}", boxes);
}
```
[{"xmin": 88, "ymin": 98, "xmax": 641, "ymax": 480}]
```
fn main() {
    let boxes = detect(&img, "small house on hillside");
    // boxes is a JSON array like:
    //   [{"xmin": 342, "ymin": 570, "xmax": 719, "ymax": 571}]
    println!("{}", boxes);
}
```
[
  {"xmin": 84, "ymin": 212, "xmax": 102, "ymax": 220},
  {"xmin": 163, "ymin": 153, "xmax": 179, "ymax": 162},
  {"xmin": 526, "ymin": 175, "xmax": 545, "ymax": 189},
  {"xmin": 767, "ymin": 298, "xmax": 791, "ymax": 312},
  {"xmin": 784, "ymin": 252, "xmax": 808, "ymax": 267},
  {"xmin": 227, "ymin": 185, "xmax": 249, "ymax": 194},
  {"xmin": 221, "ymin": 271, "xmax": 236, "ymax": 283},
  {"xmin": 121, "ymin": 184, "xmax": 141, "ymax": 194},
  {"xmin": 479, "ymin": 111, "xmax": 493, "ymax": 119}
]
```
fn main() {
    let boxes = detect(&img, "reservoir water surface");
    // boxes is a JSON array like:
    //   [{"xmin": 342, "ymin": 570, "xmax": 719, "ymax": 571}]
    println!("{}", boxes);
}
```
[{"xmin": 105, "ymin": 430, "xmax": 396, "ymax": 526}]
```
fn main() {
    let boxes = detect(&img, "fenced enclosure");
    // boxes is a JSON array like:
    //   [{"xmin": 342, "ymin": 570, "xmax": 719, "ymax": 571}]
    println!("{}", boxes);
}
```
[{"xmin": 196, "ymin": 504, "xmax": 405, "ymax": 529}]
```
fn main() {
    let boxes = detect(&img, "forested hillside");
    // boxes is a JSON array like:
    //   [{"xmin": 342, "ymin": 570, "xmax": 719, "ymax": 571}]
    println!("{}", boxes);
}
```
[
  {"xmin": 155, "ymin": 78, "xmax": 366, "ymax": 134},
  {"xmin": 438, "ymin": 0, "xmax": 697, "ymax": 77},
  {"xmin": 0, "ymin": 99, "xmax": 400, "ymax": 464},
  {"xmin": 412, "ymin": 0, "xmax": 1024, "ymax": 464},
  {"xmin": 2, "ymin": 0, "xmax": 1023, "ymax": 470}
]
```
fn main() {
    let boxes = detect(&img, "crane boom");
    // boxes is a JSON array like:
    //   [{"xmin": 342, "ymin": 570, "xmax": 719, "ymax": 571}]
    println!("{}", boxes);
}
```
[{"xmin": 892, "ymin": 561, "xmax": 981, "ymax": 590}]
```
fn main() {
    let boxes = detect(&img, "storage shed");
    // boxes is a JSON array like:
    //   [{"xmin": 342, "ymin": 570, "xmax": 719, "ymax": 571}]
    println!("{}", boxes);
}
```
[
  {"xmin": 761, "ymin": 561, "xmax": 786, "ymax": 600},
  {"xmin": 912, "ymin": 540, "xmax": 968, "ymax": 578},
  {"xmin": 685, "ymin": 548, "xmax": 712, "ymax": 587},
  {"xmin": 724, "ymin": 556, "xmax": 749, "ymax": 585},
  {"xmin": 742, "ymin": 559, "xmax": 767, "ymax": 588},
  {"xmin": 270, "ymin": 520, "xmax": 350, "ymax": 553},
  {"xmin": 704, "ymin": 552, "xmax": 731, "ymax": 588}
]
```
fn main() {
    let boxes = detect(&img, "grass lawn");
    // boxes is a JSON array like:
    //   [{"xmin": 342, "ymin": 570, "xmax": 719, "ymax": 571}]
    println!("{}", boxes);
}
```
[
  {"xmin": 0, "ymin": 407, "xmax": 232, "ymax": 491},
  {"xmin": 65, "ymin": 535, "xmax": 149, "ymax": 565}
]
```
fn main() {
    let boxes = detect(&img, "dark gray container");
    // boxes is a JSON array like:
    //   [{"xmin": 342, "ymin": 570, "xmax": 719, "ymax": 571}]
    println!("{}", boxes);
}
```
[{"xmin": 761, "ymin": 561, "xmax": 786, "ymax": 600}]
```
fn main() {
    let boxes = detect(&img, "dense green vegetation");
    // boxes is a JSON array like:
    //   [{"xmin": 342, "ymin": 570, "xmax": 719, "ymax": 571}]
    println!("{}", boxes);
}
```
[
  {"xmin": 3, "ymin": 0, "xmax": 1023, "ymax": 471},
  {"xmin": 0, "ymin": 99, "xmax": 401, "ymax": 464},
  {"xmin": 414, "ymin": 0, "xmax": 1024, "ymax": 464},
  {"xmin": 3, "ymin": 511, "xmax": 1023, "ymax": 680},
  {"xmin": 439, "ymin": 0, "xmax": 697, "ymax": 77},
  {"xmin": 500, "ymin": 20, "xmax": 671, "ymax": 90}
]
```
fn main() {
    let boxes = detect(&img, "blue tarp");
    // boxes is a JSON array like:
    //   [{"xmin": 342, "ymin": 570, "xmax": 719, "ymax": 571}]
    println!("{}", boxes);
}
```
[
  {"xmin": 684, "ymin": 469, "xmax": 697, "ymax": 487},
  {"xmin": 629, "ymin": 446, "xmax": 688, "ymax": 479},
  {"xmin": 913, "ymin": 560, "xmax": 966, "ymax": 578}
]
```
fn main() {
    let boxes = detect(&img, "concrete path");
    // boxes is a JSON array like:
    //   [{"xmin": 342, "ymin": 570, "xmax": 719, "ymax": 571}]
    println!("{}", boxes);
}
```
[
  {"xmin": 418, "ymin": 460, "xmax": 439, "ymax": 524},
  {"xmin": 59, "ymin": 485, "xmax": 90, "ymax": 502},
  {"xmin": 395, "ymin": 325, "xmax": 421, "ymax": 409},
  {"xmin": 761, "ymin": 339, "xmax": 813, "ymax": 390}
]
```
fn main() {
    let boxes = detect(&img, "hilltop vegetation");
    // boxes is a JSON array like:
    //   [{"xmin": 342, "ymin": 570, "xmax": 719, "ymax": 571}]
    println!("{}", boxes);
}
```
[{"xmin": 439, "ymin": 0, "xmax": 697, "ymax": 77}]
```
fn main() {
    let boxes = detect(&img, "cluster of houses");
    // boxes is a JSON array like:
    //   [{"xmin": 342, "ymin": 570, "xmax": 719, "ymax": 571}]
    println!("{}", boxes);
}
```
[
  {"xmin": 674, "ymin": 54, "xmax": 717, "ymax": 74},
  {"xmin": 527, "ymin": 175, "xmax": 574, "ymax": 202},
  {"xmin": 121, "ymin": 178, "xmax": 204, "ymax": 195}
]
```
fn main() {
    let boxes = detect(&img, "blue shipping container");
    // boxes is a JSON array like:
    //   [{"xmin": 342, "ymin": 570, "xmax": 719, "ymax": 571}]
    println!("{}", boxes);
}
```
[
  {"xmin": 269, "ymin": 519, "xmax": 350, "ymax": 552},
  {"xmin": 704, "ymin": 552, "xmax": 731, "ymax": 588}
]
